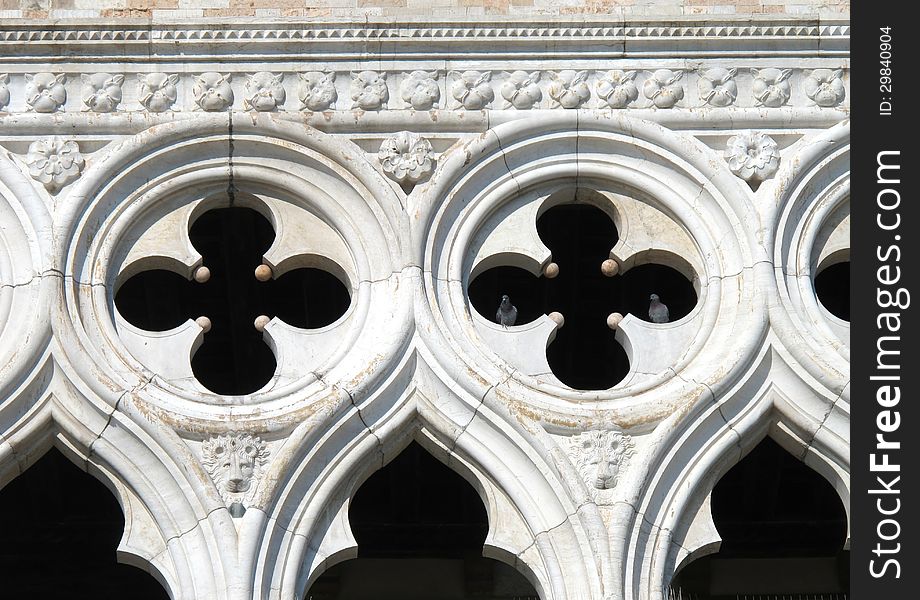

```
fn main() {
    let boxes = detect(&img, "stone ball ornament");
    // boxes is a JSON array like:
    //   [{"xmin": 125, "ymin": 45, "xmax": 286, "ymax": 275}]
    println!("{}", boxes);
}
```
[
  {"xmin": 378, "ymin": 131, "xmax": 435, "ymax": 185},
  {"xmin": 725, "ymin": 131, "xmax": 781, "ymax": 185}
]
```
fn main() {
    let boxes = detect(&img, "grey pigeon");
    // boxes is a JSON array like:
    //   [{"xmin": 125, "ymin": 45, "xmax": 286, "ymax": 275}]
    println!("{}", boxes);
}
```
[
  {"xmin": 496, "ymin": 294, "xmax": 518, "ymax": 327},
  {"xmin": 648, "ymin": 293, "xmax": 670, "ymax": 323}
]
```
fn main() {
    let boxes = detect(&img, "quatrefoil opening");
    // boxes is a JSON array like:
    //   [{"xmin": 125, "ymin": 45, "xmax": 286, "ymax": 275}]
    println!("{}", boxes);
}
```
[
  {"xmin": 114, "ymin": 202, "xmax": 351, "ymax": 395},
  {"xmin": 468, "ymin": 197, "xmax": 699, "ymax": 391}
]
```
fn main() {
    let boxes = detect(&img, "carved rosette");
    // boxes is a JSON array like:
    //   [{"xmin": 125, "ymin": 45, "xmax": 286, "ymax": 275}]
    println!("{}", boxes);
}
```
[
  {"xmin": 596, "ymin": 70, "xmax": 638, "ymax": 109},
  {"xmin": 805, "ymin": 68, "xmax": 846, "ymax": 107},
  {"xmin": 298, "ymin": 71, "xmax": 337, "ymax": 111},
  {"xmin": 137, "ymin": 73, "xmax": 179, "ymax": 112},
  {"xmin": 378, "ymin": 131, "xmax": 435, "ymax": 185},
  {"xmin": 25, "ymin": 136, "xmax": 85, "ymax": 193},
  {"xmin": 25, "ymin": 72, "xmax": 67, "ymax": 113},
  {"xmin": 244, "ymin": 72, "xmax": 286, "ymax": 112},
  {"xmin": 643, "ymin": 69, "xmax": 684, "ymax": 108},
  {"xmin": 698, "ymin": 67, "xmax": 737, "ymax": 107},
  {"xmin": 350, "ymin": 70, "xmax": 389, "ymax": 110},
  {"xmin": 81, "ymin": 72, "xmax": 124, "ymax": 113},
  {"xmin": 569, "ymin": 430, "xmax": 635, "ymax": 500},
  {"xmin": 194, "ymin": 72, "xmax": 234, "ymax": 111},
  {"xmin": 401, "ymin": 71, "xmax": 440, "ymax": 110},
  {"xmin": 202, "ymin": 434, "xmax": 270, "ymax": 509},
  {"xmin": 725, "ymin": 131, "xmax": 780, "ymax": 185}
]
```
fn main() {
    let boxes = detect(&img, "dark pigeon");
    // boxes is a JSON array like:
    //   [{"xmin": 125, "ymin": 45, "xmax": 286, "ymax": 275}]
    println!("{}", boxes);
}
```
[
  {"xmin": 496, "ymin": 294, "xmax": 518, "ymax": 327},
  {"xmin": 648, "ymin": 293, "xmax": 670, "ymax": 323}
]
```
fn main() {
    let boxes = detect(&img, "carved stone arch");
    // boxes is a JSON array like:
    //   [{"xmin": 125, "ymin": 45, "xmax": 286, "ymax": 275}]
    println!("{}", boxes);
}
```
[
  {"xmin": 252, "ymin": 368, "xmax": 610, "ymax": 600},
  {"xmin": 0, "ymin": 385, "xmax": 239, "ymax": 600},
  {"xmin": 413, "ymin": 111, "xmax": 768, "ymax": 429},
  {"xmin": 765, "ymin": 121, "xmax": 850, "ymax": 389},
  {"xmin": 52, "ymin": 114, "xmax": 410, "ymax": 431},
  {"xmin": 0, "ymin": 147, "xmax": 54, "ymax": 451},
  {"xmin": 622, "ymin": 348, "xmax": 849, "ymax": 600}
]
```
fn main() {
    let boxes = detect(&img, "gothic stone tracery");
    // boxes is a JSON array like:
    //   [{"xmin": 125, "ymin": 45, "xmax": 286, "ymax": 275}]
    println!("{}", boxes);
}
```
[{"xmin": 0, "ymin": 10, "xmax": 849, "ymax": 600}]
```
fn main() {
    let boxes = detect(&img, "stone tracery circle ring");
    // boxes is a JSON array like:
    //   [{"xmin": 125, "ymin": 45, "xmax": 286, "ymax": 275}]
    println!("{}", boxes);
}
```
[
  {"xmin": 415, "ymin": 112, "xmax": 766, "ymax": 424},
  {"xmin": 55, "ymin": 115, "xmax": 411, "ymax": 431}
]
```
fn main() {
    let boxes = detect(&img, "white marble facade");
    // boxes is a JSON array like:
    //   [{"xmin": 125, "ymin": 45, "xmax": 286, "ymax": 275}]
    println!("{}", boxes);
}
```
[{"xmin": 0, "ymin": 16, "xmax": 849, "ymax": 600}]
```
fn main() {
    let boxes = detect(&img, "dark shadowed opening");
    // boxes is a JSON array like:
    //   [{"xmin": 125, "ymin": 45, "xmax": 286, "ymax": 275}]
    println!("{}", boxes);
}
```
[
  {"xmin": 0, "ymin": 448, "xmax": 170, "ymax": 599},
  {"xmin": 815, "ymin": 261, "xmax": 850, "ymax": 321},
  {"xmin": 669, "ymin": 438, "xmax": 849, "ymax": 599},
  {"xmin": 306, "ymin": 442, "xmax": 539, "ymax": 600},
  {"xmin": 468, "ymin": 203, "xmax": 697, "ymax": 390},
  {"xmin": 115, "ymin": 205, "xmax": 350, "ymax": 395}
]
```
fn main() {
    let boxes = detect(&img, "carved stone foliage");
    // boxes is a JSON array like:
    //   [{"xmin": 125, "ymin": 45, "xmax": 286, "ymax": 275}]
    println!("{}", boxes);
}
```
[
  {"xmin": 0, "ymin": 73, "xmax": 9, "ymax": 110},
  {"xmin": 25, "ymin": 72, "xmax": 67, "ymax": 113},
  {"xmin": 450, "ymin": 70, "xmax": 494, "ymax": 110},
  {"xmin": 805, "ymin": 68, "xmax": 846, "ymax": 107},
  {"xmin": 378, "ymin": 131, "xmax": 434, "ymax": 185},
  {"xmin": 244, "ymin": 72, "xmax": 286, "ymax": 112},
  {"xmin": 194, "ymin": 72, "xmax": 234, "ymax": 111},
  {"xmin": 350, "ymin": 70, "xmax": 388, "ymax": 110},
  {"xmin": 202, "ymin": 434, "xmax": 270, "ymax": 507},
  {"xmin": 298, "ymin": 71, "xmax": 337, "ymax": 111},
  {"xmin": 25, "ymin": 136, "xmax": 84, "ymax": 193},
  {"xmin": 643, "ymin": 69, "xmax": 684, "ymax": 108},
  {"xmin": 137, "ymin": 72, "xmax": 179, "ymax": 112},
  {"xmin": 548, "ymin": 70, "xmax": 590, "ymax": 109},
  {"xmin": 401, "ymin": 70, "xmax": 440, "ymax": 110},
  {"xmin": 596, "ymin": 70, "xmax": 638, "ymax": 108},
  {"xmin": 81, "ymin": 72, "xmax": 124, "ymax": 113},
  {"xmin": 751, "ymin": 67, "xmax": 792, "ymax": 107},
  {"xmin": 500, "ymin": 71, "xmax": 542, "ymax": 110},
  {"xmin": 569, "ymin": 430, "xmax": 636, "ymax": 497},
  {"xmin": 725, "ymin": 131, "xmax": 780, "ymax": 185},
  {"xmin": 698, "ymin": 67, "xmax": 737, "ymax": 107}
]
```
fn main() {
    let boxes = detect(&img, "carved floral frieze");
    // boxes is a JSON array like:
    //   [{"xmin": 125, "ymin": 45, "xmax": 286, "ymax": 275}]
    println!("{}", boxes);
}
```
[{"xmin": 0, "ymin": 67, "xmax": 850, "ymax": 115}]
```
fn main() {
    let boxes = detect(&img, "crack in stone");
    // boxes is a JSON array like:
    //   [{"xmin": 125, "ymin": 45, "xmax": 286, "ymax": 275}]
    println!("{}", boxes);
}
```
[
  {"xmin": 806, "ymin": 380, "xmax": 848, "ymax": 456},
  {"xmin": 88, "ymin": 373, "xmax": 154, "ymax": 460},
  {"xmin": 163, "ymin": 505, "xmax": 226, "ymax": 547}
]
